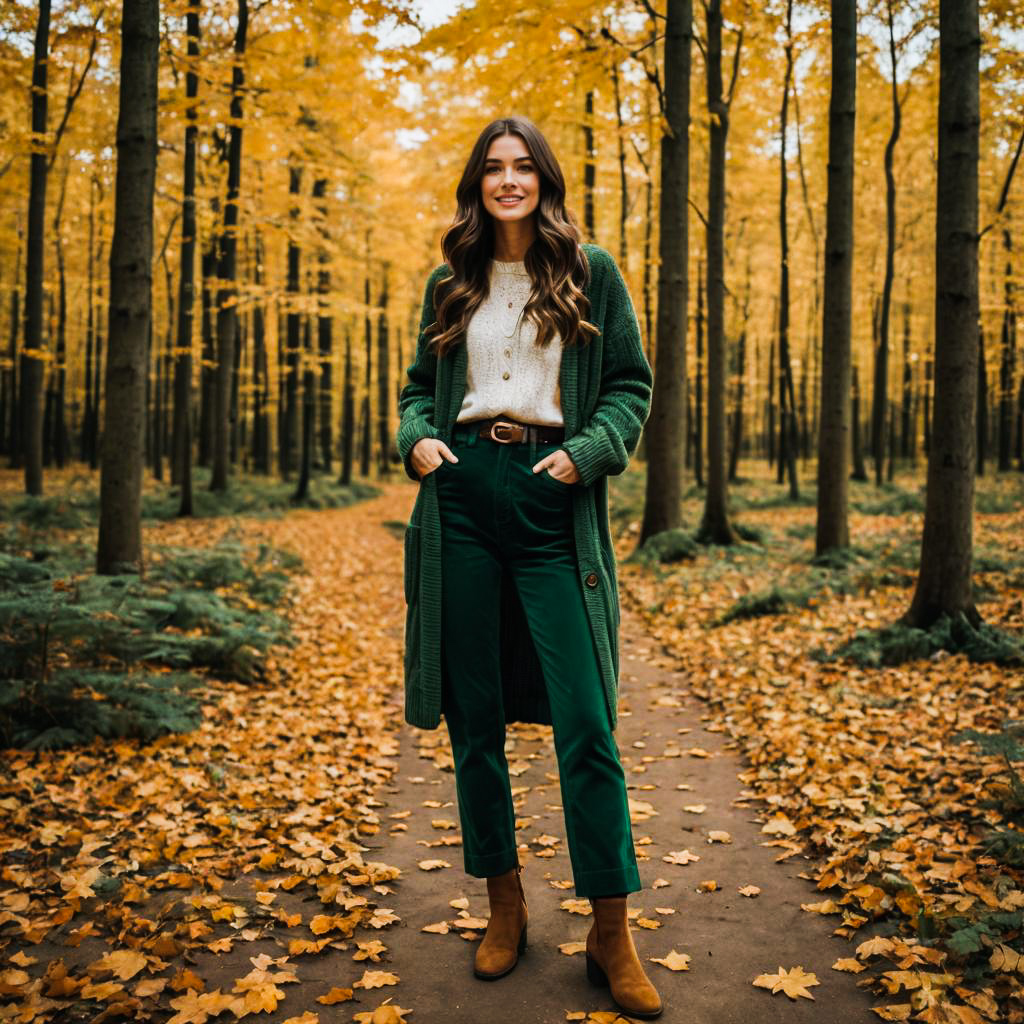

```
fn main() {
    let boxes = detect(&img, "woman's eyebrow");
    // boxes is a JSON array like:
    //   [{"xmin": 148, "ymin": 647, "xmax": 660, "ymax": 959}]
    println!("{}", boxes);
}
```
[{"xmin": 484, "ymin": 156, "xmax": 533, "ymax": 163}]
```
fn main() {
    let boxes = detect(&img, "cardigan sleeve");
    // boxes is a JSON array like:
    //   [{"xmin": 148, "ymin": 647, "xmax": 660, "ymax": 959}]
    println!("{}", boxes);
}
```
[
  {"xmin": 396, "ymin": 265, "xmax": 448, "ymax": 482},
  {"xmin": 561, "ymin": 253, "xmax": 653, "ymax": 487}
]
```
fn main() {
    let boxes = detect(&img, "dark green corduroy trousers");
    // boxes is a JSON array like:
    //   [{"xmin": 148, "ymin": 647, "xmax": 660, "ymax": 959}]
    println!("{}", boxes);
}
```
[{"xmin": 433, "ymin": 422, "xmax": 641, "ymax": 899}]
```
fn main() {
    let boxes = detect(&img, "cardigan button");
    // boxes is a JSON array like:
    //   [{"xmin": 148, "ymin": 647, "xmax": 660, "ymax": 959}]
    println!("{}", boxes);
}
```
[{"xmin": 584, "ymin": 572, "xmax": 599, "ymax": 588}]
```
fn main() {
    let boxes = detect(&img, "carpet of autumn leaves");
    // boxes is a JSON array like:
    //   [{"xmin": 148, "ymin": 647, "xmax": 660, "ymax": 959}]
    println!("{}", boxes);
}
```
[
  {"xmin": 0, "ymin": 464, "xmax": 1022, "ymax": 1024},
  {"xmin": 612, "ymin": 466, "xmax": 1024, "ymax": 1024},
  {"xmin": 0, "ymin": 484, "xmax": 417, "ymax": 1024}
]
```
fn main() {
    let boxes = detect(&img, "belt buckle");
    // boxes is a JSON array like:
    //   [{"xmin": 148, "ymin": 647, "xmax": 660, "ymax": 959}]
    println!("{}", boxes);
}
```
[{"xmin": 489, "ymin": 420, "xmax": 523, "ymax": 444}]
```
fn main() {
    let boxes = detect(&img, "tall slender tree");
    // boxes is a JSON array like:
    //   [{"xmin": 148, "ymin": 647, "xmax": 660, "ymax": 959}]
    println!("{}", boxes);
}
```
[
  {"xmin": 871, "ymin": 0, "xmax": 904, "ymax": 485},
  {"xmin": 174, "ymin": 0, "xmax": 200, "ymax": 516},
  {"xmin": 97, "ymin": 0, "xmax": 159, "ymax": 575},
  {"xmin": 211, "ymin": 0, "xmax": 248, "ymax": 492},
  {"xmin": 776, "ymin": 0, "xmax": 799, "ymax": 499},
  {"xmin": 21, "ymin": 0, "xmax": 51, "ymax": 496},
  {"xmin": 640, "ymin": 0, "xmax": 692, "ymax": 542},
  {"xmin": 904, "ymin": 0, "xmax": 980, "ymax": 627},
  {"xmin": 698, "ymin": 0, "xmax": 742, "ymax": 544},
  {"xmin": 816, "ymin": 0, "xmax": 857, "ymax": 555}
]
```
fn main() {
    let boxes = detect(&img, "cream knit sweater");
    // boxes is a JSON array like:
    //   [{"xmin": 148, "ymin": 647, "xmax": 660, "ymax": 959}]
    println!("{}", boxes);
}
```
[{"xmin": 454, "ymin": 258, "xmax": 564, "ymax": 427}]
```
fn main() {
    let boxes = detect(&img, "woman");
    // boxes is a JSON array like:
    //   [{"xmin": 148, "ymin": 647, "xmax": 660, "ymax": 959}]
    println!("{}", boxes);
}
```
[{"xmin": 397, "ymin": 115, "xmax": 661, "ymax": 1019}]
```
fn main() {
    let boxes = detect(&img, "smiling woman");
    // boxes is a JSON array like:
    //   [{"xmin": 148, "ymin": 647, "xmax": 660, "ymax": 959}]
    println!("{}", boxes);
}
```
[{"xmin": 396, "ymin": 114, "xmax": 661, "ymax": 1018}]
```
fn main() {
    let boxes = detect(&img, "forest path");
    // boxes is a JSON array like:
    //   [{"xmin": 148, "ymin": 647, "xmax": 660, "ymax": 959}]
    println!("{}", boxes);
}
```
[
  {"xmin": 3, "ymin": 477, "xmax": 878, "ymax": 1024},
  {"xmin": 277, "ymin": 479, "xmax": 879, "ymax": 1023}
]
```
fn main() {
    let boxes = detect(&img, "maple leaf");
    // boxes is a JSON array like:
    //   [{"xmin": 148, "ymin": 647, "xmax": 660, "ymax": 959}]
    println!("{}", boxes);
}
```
[
  {"xmin": 650, "ymin": 951, "xmax": 691, "ymax": 971},
  {"xmin": 707, "ymin": 830, "xmax": 732, "ymax": 844},
  {"xmin": 802, "ymin": 899, "xmax": 841, "ymax": 914},
  {"xmin": 421, "ymin": 921, "xmax": 450, "ymax": 933},
  {"xmin": 316, "ymin": 986, "xmax": 354, "ymax": 1004},
  {"xmin": 752, "ymin": 966, "xmax": 820, "ymax": 1000},
  {"xmin": 353, "ymin": 970, "xmax": 399, "ymax": 990},
  {"xmin": 870, "ymin": 1007, "xmax": 912, "ymax": 1021},
  {"xmin": 560, "ymin": 899, "xmax": 593, "ymax": 915},
  {"xmin": 738, "ymin": 885, "xmax": 761, "ymax": 897},
  {"xmin": 451, "ymin": 916, "xmax": 489, "ymax": 929},
  {"xmin": 832, "ymin": 958, "xmax": 867, "ymax": 973},
  {"xmin": 135, "ymin": 977, "xmax": 169, "ymax": 997},
  {"xmin": 354, "ymin": 940, "xmax": 389, "ymax": 961},
  {"xmin": 559, "ymin": 941, "xmax": 587, "ymax": 955},
  {"xmin": 352, "ymin": 1003, "xmax": 413, "ymax": 1024},
  {"xmin": 167, "ymin": 988, "xmax": 239, "ymax": 1024},
  {"xmin": 280, "ymin": 1014, "xmax": 320, "ymax": 1024},
  {"xmin": 417, "ymin": 859, "xmax": 450, "ymax": 870},
  {"xmin": 682, "ymin": 804, "xmax": 707, "ymax": 814},
  {"xmin": 662, "ymin": 850, "xmax": 700, "ymax": 865}
]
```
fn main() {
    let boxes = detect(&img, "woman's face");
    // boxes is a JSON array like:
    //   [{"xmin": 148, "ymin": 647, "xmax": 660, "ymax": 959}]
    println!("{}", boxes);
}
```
[{"xmin": 480, "ymin": 133, "xmax": 540, "ymax": 226}]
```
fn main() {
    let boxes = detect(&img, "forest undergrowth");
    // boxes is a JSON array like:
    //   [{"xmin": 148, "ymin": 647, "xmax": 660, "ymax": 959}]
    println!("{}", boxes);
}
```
[{"xmin": 612, "ymin": 463, "xmax": 1024, "ymax": 1023}]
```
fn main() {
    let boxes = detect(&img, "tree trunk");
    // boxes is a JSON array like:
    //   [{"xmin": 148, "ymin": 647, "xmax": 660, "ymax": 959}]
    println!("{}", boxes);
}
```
[
  {"xmin": 640, "ymin": 0, "xmax": 691, "ymax": 542},
  {"xmin": 728, "ymin": 265, "xmax": 751, "ymax": 483},
  {"xmin": 174, "ymin": 0, "xmax": 199, "ymax": 516},
  {"xmin": 816, "ymin": 0, "xmax": 856, "ymax": 554},
  {"xmin": 904, "ymin": 0, "xmax": 980, "ymax": 627},
  {"xmin": 97, "ymin": 0, "xmax": 158, "ymax": 575},
  {"xmin": 198, "ymin": 240, "xmax": 215, "ymax": 466},
  {"xmin": 210, "ymin": 0, "xmax": 247, "ymax": 492},
  {"xmin": 998, "ymin": 223, "xmax": 1016, "ymax": 472},
  {"xmin": 314, "ymin": 177, "xmax": 333, "ymax": 473},
  {"xmin": 293, "ymin": 314, "xmax": 314, "ymax": 502},
  {"xmin": 281, "ymin": 166, "xmax": 302, "ymax": 480},
  {"xmin": 778, "ymin": 0, "xmax": 799, "ymax": 500},
  {"xmin": 338, "ymin": 323, "xmax": 355, "ymax": 485},
  {"xmin": 21, "ymin": 0, "xmax": 51, "ymax": 496},
  {"xmin": 359, "ymin": 238, "xmax": 373, "ymax": 477},
  {"xmin": 583, "ymin": 90, "xmax": 596, "ymax": 241},
  {"xmin": 872, "ymin": 0, "xmax": 901, "ymax": 487},
  {"xmin": 377, "ymin": 262, "xmax": 391, "ymax": 475},
  {"xmin": 698, "ymin": 0, "xmax": 739, "ymax": 543},
  {"xmin": 694, "ymin": 260, "xmax": 704, "ymax": 488},
  {"xmin": 611, "ymin": 60, "xmax": 628, "ymax": 267}
]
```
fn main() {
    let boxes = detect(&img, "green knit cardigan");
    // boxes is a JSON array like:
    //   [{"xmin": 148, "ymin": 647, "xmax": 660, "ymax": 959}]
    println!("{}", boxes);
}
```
[{"xmin": 397, "ymin": 243, "xmax": 653, "ymax": 731}]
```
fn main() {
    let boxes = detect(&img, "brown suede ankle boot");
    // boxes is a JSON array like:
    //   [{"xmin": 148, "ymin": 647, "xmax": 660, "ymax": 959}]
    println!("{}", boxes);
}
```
[
  {"xmin": 473, "ymin": 863, "xmax": 528, "ymax": 979},
  {"xmin": 585, "ymin": 895, "xmax": 663, "ymax": 1018}
]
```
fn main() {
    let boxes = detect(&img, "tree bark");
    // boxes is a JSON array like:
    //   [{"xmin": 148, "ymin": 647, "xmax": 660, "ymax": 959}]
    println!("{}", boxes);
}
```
[
  {"xmin": 776, "ymin": 0, "xmax": 799, "ymax": 500},
  {"xmin": 21, "ymin": 0, "xmax": 51, "ymax": 496},
  {"xmin": 97, "ymin": 0, "xmax": 158, "ymax": 575},
  {"xmin": 904, "ymin": 0, "xmax": 980, "ymax": 627},
  {"xmin": 210, "ymin": 0, "xmax": 247, "ymax": 492},
  {"xmin": 377, "ymin": 262, "xmax": 391, "ymax": 475},
  {"xmin": 698, "ymin": 0, "xmax": 740, "ymax": 543},
  {"xmin": 640, "ymin": 0, "xmax": 691, "ymax": 542},
  {"xmin": 816, "ymin": 0, "xmax": 856, "ymax": 554},
  {"xmin": 871, "ymin": 1, "xmax": 902, "ymax": 486},
  {"xmin": 583, "ymin": 90, "xmax": 596, "ymax": 241},
  {"xmin": 174, "ymin": 0, "xmax": 200, "ymax": 516}
]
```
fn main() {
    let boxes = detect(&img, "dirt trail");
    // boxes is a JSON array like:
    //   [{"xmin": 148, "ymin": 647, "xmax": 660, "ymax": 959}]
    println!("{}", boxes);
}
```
[
  {"xmin": 283, "ymin": 482, "xmax": 879, "ymax": 1023},
  {"xmin": 2, "ymin": 479, "xmax": 879, "ymax": 1024}
]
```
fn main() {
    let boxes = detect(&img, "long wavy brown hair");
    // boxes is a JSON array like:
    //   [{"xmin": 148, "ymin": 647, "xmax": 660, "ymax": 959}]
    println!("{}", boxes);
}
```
[{"xmin": 425, "ymin": 116, "xmax": 599, "ymax": 359}]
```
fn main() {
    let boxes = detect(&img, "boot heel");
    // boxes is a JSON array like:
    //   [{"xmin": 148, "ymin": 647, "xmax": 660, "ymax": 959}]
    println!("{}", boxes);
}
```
[
  {"xmin": 517, "ymin": 921, "xmax": 527, "ymax": 954},
  {"xmin": 586, "ymin": 951, "xmax": 608, "ymax": 987}
]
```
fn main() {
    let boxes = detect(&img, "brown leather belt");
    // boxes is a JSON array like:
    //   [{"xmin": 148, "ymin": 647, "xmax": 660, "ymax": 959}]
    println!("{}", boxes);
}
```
[{"xmin": 464, "ymin": 416, "xmax": 565, "ymax": 445}]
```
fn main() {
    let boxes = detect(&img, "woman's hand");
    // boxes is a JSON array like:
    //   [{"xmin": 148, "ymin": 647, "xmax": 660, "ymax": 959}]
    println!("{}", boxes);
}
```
[
  {"xmin": 532, "ymin": 448, "xmax": 581, "ymax": 484},
  {"xmin": 411, "ymin": 437, "xmax": 458, "ymax": 479}
]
